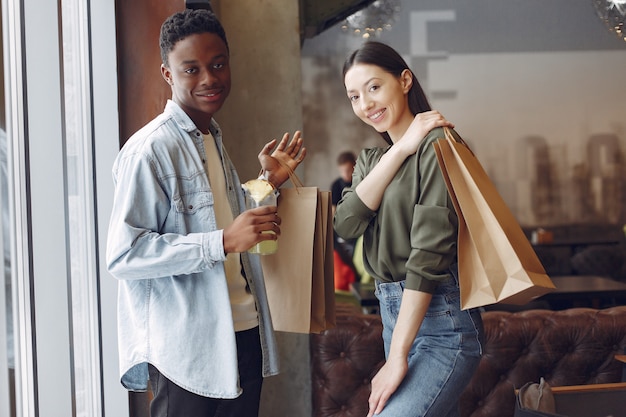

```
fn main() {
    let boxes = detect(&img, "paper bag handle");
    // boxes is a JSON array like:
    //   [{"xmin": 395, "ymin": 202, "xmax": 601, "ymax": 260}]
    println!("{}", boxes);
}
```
[
  {"xmin": 260, "ymin": 160, "xmax": 305, "ymax": 189},
  {"xmin": 443, "ymin": 127, "xmax": 475, "ymax": 156},
  {"xmin": 279, "ymin": 159, "xmax": 304, "ymax": 188}
]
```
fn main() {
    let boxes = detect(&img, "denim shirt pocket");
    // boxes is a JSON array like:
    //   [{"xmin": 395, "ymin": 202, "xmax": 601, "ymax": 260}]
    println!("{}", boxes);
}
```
[{"xmin": 173, "ymin": 190, "xmax": 217, "ymax": 233}]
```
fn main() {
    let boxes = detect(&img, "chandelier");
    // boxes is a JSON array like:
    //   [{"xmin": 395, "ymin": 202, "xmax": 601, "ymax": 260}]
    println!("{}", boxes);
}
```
[
  {"xmin": 593, "ymin": 0, "xmax": 626, "ymax": 42},
  {"xmin": 341, "ymin": 0, "xmax": 401, "ymax": 39}
]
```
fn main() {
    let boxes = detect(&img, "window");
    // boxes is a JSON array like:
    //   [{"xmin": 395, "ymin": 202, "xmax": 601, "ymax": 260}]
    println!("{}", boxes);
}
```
[{"xmin": 0, "ymin": 0, "xmax": 125, "ymax": 415}]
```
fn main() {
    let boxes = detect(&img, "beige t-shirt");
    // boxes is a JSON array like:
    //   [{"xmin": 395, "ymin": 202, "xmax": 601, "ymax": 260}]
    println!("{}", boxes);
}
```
[{"xmin": 204, "ymin": 133, "xmax": 258, "ymax": 331}]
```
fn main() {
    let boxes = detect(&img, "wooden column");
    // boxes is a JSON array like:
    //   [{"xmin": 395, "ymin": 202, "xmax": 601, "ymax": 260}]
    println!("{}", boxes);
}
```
[{"xmin": 115, "ymin": 0, "xmax": 179, "ymax": 145}]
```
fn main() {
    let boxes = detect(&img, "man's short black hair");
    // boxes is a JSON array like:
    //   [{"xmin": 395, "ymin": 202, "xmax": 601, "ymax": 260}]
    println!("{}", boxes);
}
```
[
  {"xmin": 160, "ymin": 9, "xmax": 228, "ymax": 66},
  {"xmin": 337, "ymin": 151, "xmax": 356, "ymax": 166}
]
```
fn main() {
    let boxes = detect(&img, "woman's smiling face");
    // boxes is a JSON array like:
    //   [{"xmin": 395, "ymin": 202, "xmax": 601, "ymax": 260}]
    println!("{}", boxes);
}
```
[{"xmin": 344, "ymin": 63, "xmax": 414, "ymax": 142}]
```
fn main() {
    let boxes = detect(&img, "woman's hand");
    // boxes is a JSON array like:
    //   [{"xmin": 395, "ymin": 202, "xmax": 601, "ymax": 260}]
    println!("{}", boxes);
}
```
[
  {"xmin": 353, "ymin": 111, "xmax": 451, "ymax": 211},
  {"xmin": 367, "ymin": 355, "xmax": 409, "ymax": 417},
  {"xmin": 396, "ymin": 110, "xmax": 454, "ymax": 157},
  {"xmin": 365, "ymin": 289, "xmax": 431, "ymax": 415},
  {"xmin": 258, "ymin": 131, "xmax": 306, "ymax": 187}
]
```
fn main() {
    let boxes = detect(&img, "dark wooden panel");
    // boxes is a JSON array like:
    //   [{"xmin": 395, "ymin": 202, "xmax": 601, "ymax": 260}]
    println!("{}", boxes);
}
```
[{"xmin": 115, "ymin": 0, "xmax": 180, "ymax": 147}]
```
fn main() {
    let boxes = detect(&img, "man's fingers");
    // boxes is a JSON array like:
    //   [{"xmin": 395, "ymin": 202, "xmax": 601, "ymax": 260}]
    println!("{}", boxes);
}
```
[
  {"xmin": 280, "ymin": 131, "xmax": 303, "ymax": 155},
  {"xmin": 275, "ymin": 132, "xmax": 290, "ymax": 152},
  {"xmin": 295, "ymin": 147, "xmax": 306, "ymax": 162},
  {"xmin": 248, "ymin": 207, "xmax": 281, "ymax": 228},
  {"xmin": 258, "ymin": 223, "xmax": 280, "ymax": 237},
  {"xmin": 290, "ymin": 138, "xmax": 304, "ymax": 157},
  {"xmin": 259, "ymin": 138, "xmax": 277, "ymax": 158},
  {"xmin": 258, "ymin": 211, "xmax": 280, "ymax": 227},
  {"xmin": 288, "ymin": 131, "xmax": 302, "ymax": 153}
]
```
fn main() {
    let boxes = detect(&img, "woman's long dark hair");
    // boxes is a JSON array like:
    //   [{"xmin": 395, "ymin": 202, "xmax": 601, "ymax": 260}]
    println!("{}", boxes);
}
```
[{"xmin": 343, "ymin": 41, "xmax": 431, "ymax": 145}]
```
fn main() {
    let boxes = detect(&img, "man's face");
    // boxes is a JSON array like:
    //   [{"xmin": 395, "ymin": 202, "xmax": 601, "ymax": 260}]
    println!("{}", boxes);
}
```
[
  {"xmin": 161, "ymin": 32, "xmax": 231, "ymax": 132},
  {"xmin": 338, "ymin": 162, "xmax": 354, "ymax": 183}
]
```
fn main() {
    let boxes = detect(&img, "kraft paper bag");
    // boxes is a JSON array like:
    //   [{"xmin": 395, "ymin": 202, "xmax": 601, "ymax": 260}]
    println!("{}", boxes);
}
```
[
  {"xmin": 260, "ymin": 173, "xmax": 336, "ymax": 333},
  {"xmin": 433, "ymin": 127, "xmax": 555, "ymax": 310}
]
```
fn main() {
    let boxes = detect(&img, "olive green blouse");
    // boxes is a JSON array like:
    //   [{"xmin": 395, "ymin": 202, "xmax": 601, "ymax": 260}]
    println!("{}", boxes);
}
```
[{"xmin": 333, "ymin": 127, "xmax": 459, "ymax": 294}]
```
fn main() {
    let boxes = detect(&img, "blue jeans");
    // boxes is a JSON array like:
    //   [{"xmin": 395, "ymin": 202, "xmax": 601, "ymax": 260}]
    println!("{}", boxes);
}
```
[{"xmin": 374, "ymin": 267, "xmax": 483, "ymax": 417}]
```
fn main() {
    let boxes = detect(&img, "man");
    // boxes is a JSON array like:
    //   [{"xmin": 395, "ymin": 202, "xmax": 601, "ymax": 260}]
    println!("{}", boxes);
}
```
[
  {"xmin": 330, "ymin": 151, "xmax": 356, "ymax": 214},
  {"xmin": 330, "ymin": 151, "xmax": 358, "ymax": 290},
  {"xmin": 106, "ymin": 9, "xmax": 305, "ymax": 416}
]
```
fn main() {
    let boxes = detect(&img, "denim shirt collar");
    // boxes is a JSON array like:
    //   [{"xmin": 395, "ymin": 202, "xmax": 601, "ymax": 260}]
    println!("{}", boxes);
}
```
[{"xmin": 166, "ymin": 99, "xmax": 223, "ymax": 148}]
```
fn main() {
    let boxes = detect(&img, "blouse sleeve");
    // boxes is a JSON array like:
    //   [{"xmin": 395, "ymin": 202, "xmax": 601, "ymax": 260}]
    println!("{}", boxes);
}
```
[
  {"xmin": 405, "ymin": 128, "xmax": 459, "ymax": 293},
  {"xmin": 332, "ymin": 148, "xmax": 381, "ymax": 240}
]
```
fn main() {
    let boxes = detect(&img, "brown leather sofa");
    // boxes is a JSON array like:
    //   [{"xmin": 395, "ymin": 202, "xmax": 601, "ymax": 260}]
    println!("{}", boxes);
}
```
[{"xmin": 310, "ymin": 305, "xmax": 626, "ymax": 417}]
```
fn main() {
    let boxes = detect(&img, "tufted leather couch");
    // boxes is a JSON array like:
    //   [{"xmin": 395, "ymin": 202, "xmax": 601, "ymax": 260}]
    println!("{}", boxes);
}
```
[{"xmin": 310, "ymin": 305, "xmax": 626, "ymax": 417}]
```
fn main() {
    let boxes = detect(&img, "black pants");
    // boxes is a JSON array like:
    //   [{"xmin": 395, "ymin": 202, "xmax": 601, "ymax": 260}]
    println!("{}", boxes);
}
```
[{"xmin": 149, "ymin": 327, "xmax": 263, "ymax": 417}]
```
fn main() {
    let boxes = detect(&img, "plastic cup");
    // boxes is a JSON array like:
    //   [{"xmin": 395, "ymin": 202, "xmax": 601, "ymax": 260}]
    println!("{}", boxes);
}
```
[{"xmin": 243, "ymin": 188, "xmax": 279, "ymax": 255}]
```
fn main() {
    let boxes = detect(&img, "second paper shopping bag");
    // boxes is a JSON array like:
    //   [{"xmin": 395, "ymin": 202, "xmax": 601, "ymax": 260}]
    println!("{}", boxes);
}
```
[
  {"xmin": 434, "ymin": 128, "xmax": 555, "ymax": 310},
  {"xmin": 260, "ymin": 175, "xmax": 335, "ymax": 333}
]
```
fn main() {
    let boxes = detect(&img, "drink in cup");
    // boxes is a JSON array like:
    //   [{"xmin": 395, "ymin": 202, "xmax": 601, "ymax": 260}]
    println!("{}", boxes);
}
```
[{"xmin": 242, "ymin": 178, "xmax": 279, "ymax": 255}]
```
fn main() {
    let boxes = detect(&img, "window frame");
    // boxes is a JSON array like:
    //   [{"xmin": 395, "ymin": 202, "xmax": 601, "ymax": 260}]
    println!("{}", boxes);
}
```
[{"xmin": 1, "ymin": 0, "xmax": 126, "ymax": 415}]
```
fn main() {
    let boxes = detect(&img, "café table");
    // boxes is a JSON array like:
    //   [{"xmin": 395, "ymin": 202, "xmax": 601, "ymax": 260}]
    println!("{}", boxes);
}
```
[
  {"xmin": 531, "ymin": 238, "xmax": 623, "ymax": 276},
  {"xmin": 540, "ymin": 275, "xmax": 626, "ymax": 310},
  {"xmin": 531, "ymin": 238, "xmax": 622, "ymax": 251}
]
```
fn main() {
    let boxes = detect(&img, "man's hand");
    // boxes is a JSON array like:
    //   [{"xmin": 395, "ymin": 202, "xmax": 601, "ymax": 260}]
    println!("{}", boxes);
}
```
[
  {"xmin": 258, "ymin": 131, "xmax": 306, "ymax": 187},
  {"xmin": 223, "ymin": 206, "xmax": 280, "ymax": 254}
]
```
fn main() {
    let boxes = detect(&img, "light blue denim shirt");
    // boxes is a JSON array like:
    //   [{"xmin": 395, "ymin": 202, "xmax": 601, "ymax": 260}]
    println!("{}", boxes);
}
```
[{"xmin": 106, "ymin": 100, "xmax": 279, "ymax": 398}]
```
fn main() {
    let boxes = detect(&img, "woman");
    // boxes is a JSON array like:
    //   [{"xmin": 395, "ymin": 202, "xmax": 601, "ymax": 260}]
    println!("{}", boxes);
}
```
[{"xmin": 334, "ymin": 41, "xmax": 483, "ymax": 417}]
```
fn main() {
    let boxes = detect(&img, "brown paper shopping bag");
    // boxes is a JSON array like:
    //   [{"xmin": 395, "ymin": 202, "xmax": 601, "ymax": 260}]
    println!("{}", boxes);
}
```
[
  {"xmin": 260, "ymin": 173, "xmax": 336, "ymax": 333},
  {"xmin": 433, "ymin": 128, "xmax": 555, "ymax": 310}
]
